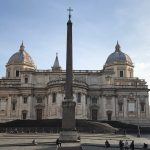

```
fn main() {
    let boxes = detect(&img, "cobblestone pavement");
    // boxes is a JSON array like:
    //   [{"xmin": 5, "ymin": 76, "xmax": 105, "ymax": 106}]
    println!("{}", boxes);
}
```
[{"xmin": 0, "ymin": 133, "xmax": 150, "ymax": 150}]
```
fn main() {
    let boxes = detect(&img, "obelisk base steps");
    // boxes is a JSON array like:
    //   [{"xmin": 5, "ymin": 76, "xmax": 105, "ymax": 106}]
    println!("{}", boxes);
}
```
[{"xmin": 59, "ymin": 130, "xmax": 80, "ymax": 142}]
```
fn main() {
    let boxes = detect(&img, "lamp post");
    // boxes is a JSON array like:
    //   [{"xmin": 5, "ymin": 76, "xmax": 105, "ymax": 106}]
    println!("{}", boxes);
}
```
[
  {"xmin": 136, "ymin": 79, "xmax": 141, "ymax": 137},
  {"xmin": 137, "ymin": 123, "xmax": 141, "ymax": 137}
]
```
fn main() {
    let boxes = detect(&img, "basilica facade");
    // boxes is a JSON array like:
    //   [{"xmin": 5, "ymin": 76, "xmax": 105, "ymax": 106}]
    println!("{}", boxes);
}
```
[{"xmin": 0, "ymin": 19, "xmax": 149, "ymax": 125}]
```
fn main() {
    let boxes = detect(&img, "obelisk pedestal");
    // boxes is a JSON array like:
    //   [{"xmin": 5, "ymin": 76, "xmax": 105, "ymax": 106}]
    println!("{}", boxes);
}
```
[{"xmin": 59, "ymin": 101, "xmax": 79, "ymax": 142}]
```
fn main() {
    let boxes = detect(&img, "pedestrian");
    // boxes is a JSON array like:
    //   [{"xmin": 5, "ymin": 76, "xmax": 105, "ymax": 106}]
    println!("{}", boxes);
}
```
[
  {"xmin": 130, "ymin": 140, "xmax": 134, "ymax": 150},
  {"xmin": 119, "ymin": 140, "xmax": 124, "ymax": 150},
  {"xmin": 143, "ymin": 143, "xmax": 148, "ymax": 149},
  {"xmin": 105, "ymin": 140, "xmax": 110, "ymax": 148},
  {"xmin": 56, "ymin": 138, "xmax": 61, "ymax": 147},
  {"xmin": 123, "ymin": 129, "xmax": 126, "ymax": 135},
  {"xmin": 124, "ymin": 140, "xmax": 129, "ymax": 150},
  {"xmin": 32, "ymin": 139, "xmax": 38, "ymax": 145}
]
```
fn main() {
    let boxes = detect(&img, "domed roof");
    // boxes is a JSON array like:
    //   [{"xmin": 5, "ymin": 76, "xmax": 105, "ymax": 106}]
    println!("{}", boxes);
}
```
[
  {"xmin": 105, "ymin": 42, "xmax": 133, "ymax": 67},
  {"xmin": 7, "ymin": 42, "xmax": 35, "ymax": 68}
]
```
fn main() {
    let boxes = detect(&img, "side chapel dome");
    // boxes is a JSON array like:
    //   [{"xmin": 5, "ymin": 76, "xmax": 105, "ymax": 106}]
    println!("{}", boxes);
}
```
[
  {"xmin": 7, "ymin": 42, "xmax": 36, "ymax": 69},
  {"xmin": 104, "ymin": 42, "xmax": 133, "ymax": 67}
]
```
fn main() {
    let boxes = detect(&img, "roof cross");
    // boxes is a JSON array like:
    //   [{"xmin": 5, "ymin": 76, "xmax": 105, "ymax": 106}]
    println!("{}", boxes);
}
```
[{"xmin": 67, "ymin": 7, "xmax": 73, "ymax": 20}]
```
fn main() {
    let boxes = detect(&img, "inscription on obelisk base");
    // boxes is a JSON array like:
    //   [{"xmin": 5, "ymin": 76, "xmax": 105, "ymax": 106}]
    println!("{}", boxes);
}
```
[{"xmin": 59, "ymin": 8, "xmax": 79, "ymax": 142}]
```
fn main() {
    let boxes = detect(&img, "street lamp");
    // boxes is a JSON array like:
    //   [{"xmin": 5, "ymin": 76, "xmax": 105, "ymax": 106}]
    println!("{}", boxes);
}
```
[{"xmin": 137, "ymin": 124, "xmax": 141, "ymax": 137}]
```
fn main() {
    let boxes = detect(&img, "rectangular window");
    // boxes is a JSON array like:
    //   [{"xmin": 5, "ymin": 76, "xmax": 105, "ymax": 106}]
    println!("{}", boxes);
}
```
[
  {"xmin": 106, "ymin": 97, "xmax": 112, "ymax": 105},
  {"xmin": 52, "ymin": 93, "xmax": 56, "ymax": 103},
  {"xmin": 86, "ymin": 95, "xmax": 88, "ymax": 104},
  {"xmin": 92, "ymin": 97, "xmax": 97, "ymax": 104},
  {"xmin": 140, "ymin": 103, "xmax": 145, "ymax": 112},
  {"xmin": 23, "ymin": 97, "xmax": 27, "ymax": 103},
  {"xmin": 120, "ymin": 71, "xmax": 124, "ymax": 77},
  {"xmin": 0, "ymin": 99, "xmax": 7, "ymax": 110},
  {"xmin": 12, "ymin": 103, "xmax": 16, "ymax": 110},
  {"xmin": 37, "ymin": 97, "xmax": 42, "ymax": 103},
  {"xmin": 128, "ymin": 102, "xmax": 135, "ymax": 112},
  {"xmin": 118, "ymin": 103, "xmax": 123, "ymax": 112},
  {"xmin": 12, "ymin": 100, "xmax": 17, "ymax": 111},
  {"xmin": 16, "ymin": 70, "xmax": 19, "ymax": 77},
  {"xmin": 8, "ymin": 71, "xmax": 10, "ymax": 78},
  {"xmin": 25, "ymin": 78, "xmax": 28, "ymax": 83},
  {"xmin": 77, "ymin": 93, "xmax": 81, "ymax": 103},
  {"xmin": 130, "ymin": 72, "xmax": 132, "ymax": 77}
]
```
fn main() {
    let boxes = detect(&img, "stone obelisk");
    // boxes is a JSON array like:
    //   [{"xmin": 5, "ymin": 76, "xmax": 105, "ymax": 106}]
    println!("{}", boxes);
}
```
[{"xmin": 59, "ymin": 8, "xmax": 79, "ymax": 142}]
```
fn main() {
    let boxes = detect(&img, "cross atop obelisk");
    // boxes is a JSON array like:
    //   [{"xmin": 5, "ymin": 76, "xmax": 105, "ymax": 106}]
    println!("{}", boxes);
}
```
[{"xmin": 67, "ymin": 7, "xmax": 73, "ymax": 20}]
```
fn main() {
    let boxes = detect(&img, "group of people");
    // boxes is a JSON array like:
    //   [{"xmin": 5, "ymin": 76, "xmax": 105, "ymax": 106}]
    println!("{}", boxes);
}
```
[
  {"xmin": 119, "ymin": 140, "xmax": 134, "ymax": 150},
  {"xmin": 105, "ymin": 140, "xmax": 148, "ymax": 149},
  {"xmin": 31, "ymin": 137, "xmax": 148, "ymax": 149}
]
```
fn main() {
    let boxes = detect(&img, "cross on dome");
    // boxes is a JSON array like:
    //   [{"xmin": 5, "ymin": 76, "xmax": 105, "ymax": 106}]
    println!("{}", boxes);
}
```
[
  {"xmin": 20, "ymin": 41, "xmax": 25, "ymax": 51},
  {"xmin": 115, "ymin": 41, "xmax": 121, "ymax": 52}
]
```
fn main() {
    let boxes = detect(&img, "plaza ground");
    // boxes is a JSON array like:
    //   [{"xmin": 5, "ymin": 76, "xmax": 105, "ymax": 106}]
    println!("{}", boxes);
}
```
[{"xmin": 0, "ymin": 133, "xmax": 150, "ymax": 150}]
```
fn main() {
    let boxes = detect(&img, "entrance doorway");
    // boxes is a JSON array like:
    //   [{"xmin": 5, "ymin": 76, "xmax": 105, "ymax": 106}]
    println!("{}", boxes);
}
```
[
  {"xmin": 22, "ymin": 110, "xmax": 27, "ymax": 120},
  {"xmin": 22, "ymin": 112, "xmax": 27, "ymax": 120},
  {"xmin": 107, "ymin": 111, "xmax": 112, "ymax": 121},
  {"xmin": 92, "ymin": 109, "xmax": 98, "ymax": 121},
  {"xmin": 36, "ymin": 109, "xmax": 42, "ymax": 120}
]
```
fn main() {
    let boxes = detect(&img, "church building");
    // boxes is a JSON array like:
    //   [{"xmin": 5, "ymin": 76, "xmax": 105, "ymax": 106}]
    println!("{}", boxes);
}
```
[{"xmin": 0, "ymin": 14, "xmax": 149, "ymax": 125}]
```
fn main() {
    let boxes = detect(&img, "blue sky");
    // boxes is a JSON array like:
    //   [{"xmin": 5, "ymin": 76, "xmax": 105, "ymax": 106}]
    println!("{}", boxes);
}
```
[{"xmin": 0, "ymin": 0, "xmax": 150, "ymax": 87}]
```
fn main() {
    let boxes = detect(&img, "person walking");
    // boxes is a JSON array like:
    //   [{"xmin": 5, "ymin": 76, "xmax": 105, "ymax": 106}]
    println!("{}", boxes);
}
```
[
  {"xmin": 143, "ymin": 143, "xmax": 148, "ymax": 149},
  {"xmin": 105, "ymin": 140, "xmax": 110, "ymax": 148},
  {"xmin": 130, "ymin": 140, "xmax": 134, "ymax": 150},
  {"xmin": 124, "ymin": 140, "xmax": 129, "ymax": 150},
  {"xmin": 56, "ymin": 138, "xmax": 61, "ymax": 147},
  {"xmin": 32, "ymin": 139, "xmax": 38, "ymax": 145},
  {"xmin": 119, "ymin": 140, "xmax": 124, "ymax": 150}
]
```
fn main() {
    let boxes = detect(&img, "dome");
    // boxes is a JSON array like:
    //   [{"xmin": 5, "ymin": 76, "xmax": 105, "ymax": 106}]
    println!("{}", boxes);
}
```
[
  {"xmin": 105, "ymin": 42, "xmax": 133, "ymax": 67},
  {"xmin": 7, "ymin": 43, "xmax": 35, "ymax": 68}
]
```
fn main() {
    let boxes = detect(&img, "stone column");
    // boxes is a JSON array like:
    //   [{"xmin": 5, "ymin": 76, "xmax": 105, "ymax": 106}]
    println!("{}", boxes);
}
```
[{"xmin": 59, "ymin": 9, "xmax": 79, "ymax": 142}]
